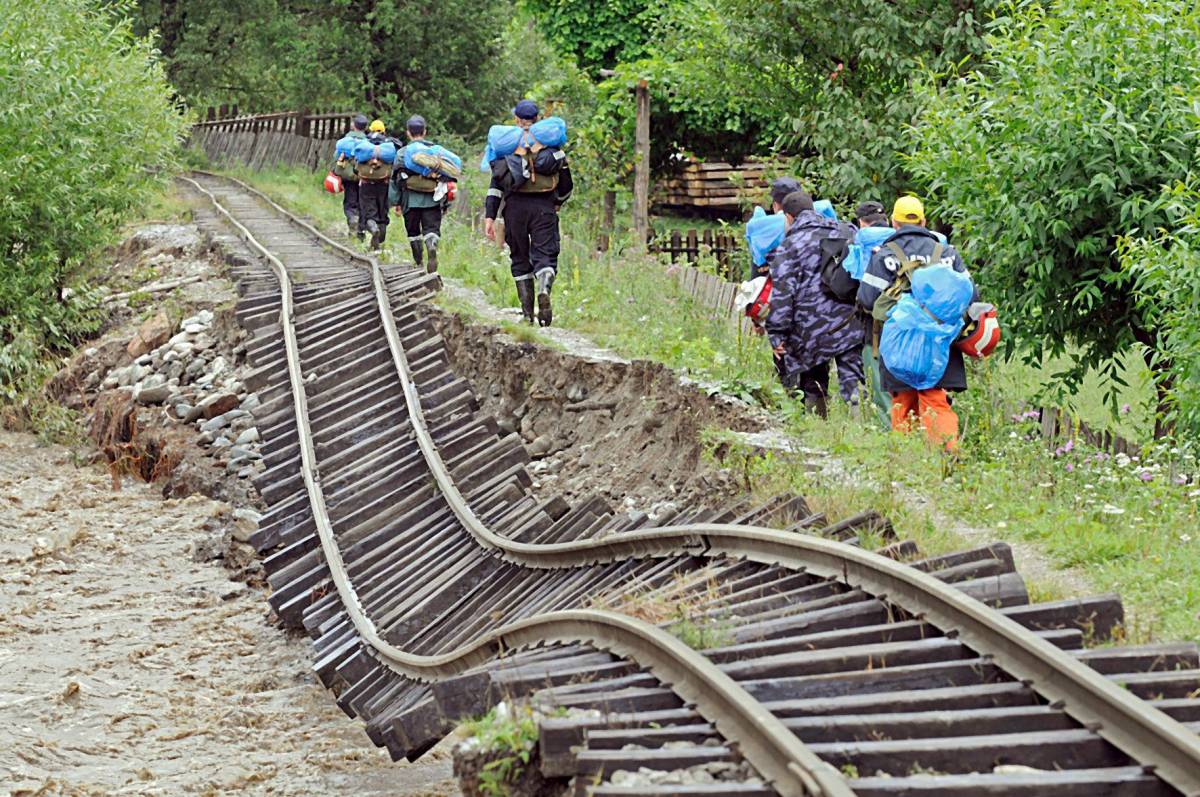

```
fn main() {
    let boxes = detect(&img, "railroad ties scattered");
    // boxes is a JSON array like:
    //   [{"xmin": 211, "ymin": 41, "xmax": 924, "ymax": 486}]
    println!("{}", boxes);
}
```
[{"xmin": 182, "ymin": 171, "xmax": 1200, "ymax": 797}]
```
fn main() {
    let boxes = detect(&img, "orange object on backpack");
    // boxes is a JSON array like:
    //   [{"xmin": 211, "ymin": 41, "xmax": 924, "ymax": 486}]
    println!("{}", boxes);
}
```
[
  {"xmin": 957, "ymin": 304, "xmax": 1001, "ymax": 359},
  {"xmin": 324, "ymin": 172, "xmax": 343, "ymax": 194}
]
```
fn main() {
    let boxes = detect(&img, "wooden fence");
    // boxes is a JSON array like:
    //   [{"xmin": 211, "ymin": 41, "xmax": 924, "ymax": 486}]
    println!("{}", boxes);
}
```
[
  {"xmin": 647, "ymin": 228, "xmax": 745, "ymax": 281},
  {"xmin": 189, "ymin": 107, "xmax": 354, "ymax": 172}
]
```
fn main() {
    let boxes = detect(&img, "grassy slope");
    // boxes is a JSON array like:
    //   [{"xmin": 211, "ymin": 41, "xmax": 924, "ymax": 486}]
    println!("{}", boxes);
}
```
[{"xmin": 231, "ymin": 164, "xmax": 1200, "ymax": 642}]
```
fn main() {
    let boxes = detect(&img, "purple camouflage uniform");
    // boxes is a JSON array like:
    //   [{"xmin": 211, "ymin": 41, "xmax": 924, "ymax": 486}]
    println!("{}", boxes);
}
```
[{"xmin": 765, "ymin": 209, "xmax": 865, "ymax": 403}]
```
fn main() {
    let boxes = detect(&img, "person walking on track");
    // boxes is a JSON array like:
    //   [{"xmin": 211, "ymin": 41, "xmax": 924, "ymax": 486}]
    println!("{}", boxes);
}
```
[
  {"xmin": 333, "ymin": 114, "xmax": 369, "ymax": 239},
  {"xmin": 483, "ymin": 99, "xmax": 573, "ymax": 326},
  {"xmin": 392, "ymin": 115, "xmax": 447, "ymax": 273},
  {"xmin": 357, "ymin": 119, "xmax": 394, "ymax": 251}
]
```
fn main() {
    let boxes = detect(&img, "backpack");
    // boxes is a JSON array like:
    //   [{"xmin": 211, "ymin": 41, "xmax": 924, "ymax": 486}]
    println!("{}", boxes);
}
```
[
  {"xmin": 332, "ymin": 154, "xmax": 357, "ymax": 181},
  {"xmin": 872, "ymin": 240, "xmax": 946, "ymax": 323},
  {"xmin": 819, "ymin": 232, "xmax": 857, "ymax": 303},
  {"xmin": 736, "ymin": 276, "xmax": 772, "ymax": 323}
]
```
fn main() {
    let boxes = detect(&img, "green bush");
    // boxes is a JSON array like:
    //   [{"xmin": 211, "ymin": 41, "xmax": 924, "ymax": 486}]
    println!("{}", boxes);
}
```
[
  {"xmin": 908, "ymin": 0, "xmax": 1200, "ymax": 407},
  {"xmin": 1120, "ymin": 181, "xmax": 1200, "ymax": 436},
  {"xmin": 0, "ymin": 0, "xmax": 186, "ymax": 403}
]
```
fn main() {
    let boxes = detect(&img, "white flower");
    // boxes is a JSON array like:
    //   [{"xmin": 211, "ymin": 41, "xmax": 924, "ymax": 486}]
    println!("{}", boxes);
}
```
[{"xmin": 1101, "ymin": 504, "xmax": 1126, "ymax": 515}]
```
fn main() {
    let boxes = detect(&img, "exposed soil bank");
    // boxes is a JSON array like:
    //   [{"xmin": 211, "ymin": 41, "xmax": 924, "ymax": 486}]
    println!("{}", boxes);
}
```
[{"xmin": 431, "ymin": 309, "xmax": 763, "ymax": 519}]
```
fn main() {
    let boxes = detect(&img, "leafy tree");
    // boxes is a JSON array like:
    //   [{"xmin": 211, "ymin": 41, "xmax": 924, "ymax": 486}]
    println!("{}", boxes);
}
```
[
  {"xmin": 645, "ymin": 0, "xmax": 995, "ymax": 200},
  {"xmin": 132, "ymin": 0, "xmax": 550, "ymax": 137},
  {"xmin": 1120, "ymin": 182, "xmax": 1200, "ymax": 436},
  {"xmin": 518, "ymin": 0, "xmax": 675, "ymax": 72},
  {"xmin": 908, "ymin": 0, "xmax": 1200, "ymax": 416},
  {"xmin": 0, "ymin": 0, "xmax": 186, "ymax": 397}
]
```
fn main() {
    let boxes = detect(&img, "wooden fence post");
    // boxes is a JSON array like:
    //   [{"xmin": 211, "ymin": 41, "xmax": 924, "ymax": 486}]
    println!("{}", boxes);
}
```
[
  {"xmin": 633, "ymin": 79, "xmax": 651, "ymax": 250},
  {"xmin": 598, "ymin": 189, "xmax": 616, "ymax": 252}
]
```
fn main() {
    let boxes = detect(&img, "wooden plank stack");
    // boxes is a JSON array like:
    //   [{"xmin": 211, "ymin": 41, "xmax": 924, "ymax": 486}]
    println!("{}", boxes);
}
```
[{"xmin": 652, "ymin": 161, "xmax": 770, "ymax": 213}]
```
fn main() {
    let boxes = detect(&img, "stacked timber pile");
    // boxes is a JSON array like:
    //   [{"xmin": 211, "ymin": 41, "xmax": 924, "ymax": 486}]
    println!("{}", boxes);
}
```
[{"xmin": 652, "ymin": 161, "xmax": 770, "ymax": 215}]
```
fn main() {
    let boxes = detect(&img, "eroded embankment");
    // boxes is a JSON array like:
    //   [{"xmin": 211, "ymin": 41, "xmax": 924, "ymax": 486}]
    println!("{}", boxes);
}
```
[{"xmin": 430, "ymin": 309, "xmax": 765, "ymax": 520}]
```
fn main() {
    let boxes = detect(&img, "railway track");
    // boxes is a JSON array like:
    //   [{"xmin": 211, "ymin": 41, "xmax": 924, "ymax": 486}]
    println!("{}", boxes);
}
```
[{"xmin": 181, "ymin": 170, "xmax": 1200, "ymax": 797}]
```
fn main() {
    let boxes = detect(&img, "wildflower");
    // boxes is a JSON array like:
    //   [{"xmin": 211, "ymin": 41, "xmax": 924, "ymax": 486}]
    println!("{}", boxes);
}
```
[{"xmin": 1101, "ymin": 504, "xmax": 1125, "ymax": 515}]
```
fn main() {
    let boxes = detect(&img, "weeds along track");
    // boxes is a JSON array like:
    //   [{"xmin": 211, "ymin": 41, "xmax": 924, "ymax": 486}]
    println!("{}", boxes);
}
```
[{"xmin": 182, "ymin": 171, "xmax": 1200, "ymax": 797}]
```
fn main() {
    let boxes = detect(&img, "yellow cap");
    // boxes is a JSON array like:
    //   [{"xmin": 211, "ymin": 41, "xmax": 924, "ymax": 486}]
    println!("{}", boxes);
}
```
[
  {"xmin": 369, "ymin": 119, "xmax": 386, "ymax": 133},
  {"xmin": 892, "ymin": 195, "xmax": 925, "ymax": 225}
]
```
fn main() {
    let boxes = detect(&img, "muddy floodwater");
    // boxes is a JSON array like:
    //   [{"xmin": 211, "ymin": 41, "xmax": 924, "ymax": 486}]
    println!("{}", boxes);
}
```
[{"xmin": 0, "ymin": 431, "xmax": 457, "ymax": 796}]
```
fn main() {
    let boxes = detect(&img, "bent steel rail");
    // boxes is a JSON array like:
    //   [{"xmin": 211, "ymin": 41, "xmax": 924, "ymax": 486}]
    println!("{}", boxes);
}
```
[
  {"xmin": 186, "ymin": 172, "xmax": 1200, "ymax": 797},
  {"xmin": 182, "ymin": 174, "xmax": 851, "ymax": 797}
]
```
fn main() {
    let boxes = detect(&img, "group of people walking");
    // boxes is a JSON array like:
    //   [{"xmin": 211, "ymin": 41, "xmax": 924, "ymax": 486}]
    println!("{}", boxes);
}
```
[
  {"xmin": 332, "ymin": 100, "xmax": 571, "ymax": 328},
  {"xmin": 754, "ymin": 179, "xmax": 985, "ymax": 453},
  {"xmin": 333, "ymin": 114, "xmax": 449, "ymax": 271}
]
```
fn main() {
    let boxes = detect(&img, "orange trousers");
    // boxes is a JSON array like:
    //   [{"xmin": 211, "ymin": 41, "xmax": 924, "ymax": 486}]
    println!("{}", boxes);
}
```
[{"xmin": 891, "ymin": 388, "xmax": 959, "ymax": 452}]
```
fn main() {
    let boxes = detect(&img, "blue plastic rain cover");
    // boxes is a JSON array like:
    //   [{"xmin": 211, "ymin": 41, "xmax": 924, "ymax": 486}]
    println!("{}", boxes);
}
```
[
  {"xmin": 335, "ymin": 134, "xmax": 360, "ymax": 159},
  {"xmin": 843, "ymin": 226, "xmax": 893, "ymax": 280},
  {"xmin": 353, "ymin": 138, "xmax": 397, "ymax": 164},
  {"xmin": 403, "ymin": 142, "xmax": 463, "ymax": 175},
  {"xmin": 530, "ymin": 116, "xmax": 568, "ymax": 147},
  {"xmin": 813, "ymin": 199, "xmax": 838, "ymax": 221},
  {"xmin": 744, "ymin": 207, "xmax": 788, "ymax": 267},
  {"xmin": 879, "ymin": 263, "xmax": 973, "ymax": 389}
]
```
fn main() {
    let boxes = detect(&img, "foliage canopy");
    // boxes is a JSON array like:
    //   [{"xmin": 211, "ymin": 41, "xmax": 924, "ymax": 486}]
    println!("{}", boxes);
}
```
[
  {"xmin": 908, "ymin": 0, "xmax": 1200, "ymax": 409},
  {"xmin": 0, "ymin": 0, "xmax": 186, "ymax": 397}
]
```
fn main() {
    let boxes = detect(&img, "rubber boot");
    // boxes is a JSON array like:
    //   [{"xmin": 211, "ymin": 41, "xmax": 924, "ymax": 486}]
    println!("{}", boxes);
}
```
[
  {"xmin": 425, "ymin": 240, "xmax": 438, "ymax": 274},
  {"xmin": 409, "ymin": 242, "xmax": 423, "ymax": 268},
  {"xmin": 804, "ymin": 392, "xmax": 828, "ymax": 419},
  {"xmin": 515, "ymin": 279, "xmax": 535, "ymax": 324},
  {"xmin": 535, "ymin": 269, "xmax": 555, "ymax": 327}
]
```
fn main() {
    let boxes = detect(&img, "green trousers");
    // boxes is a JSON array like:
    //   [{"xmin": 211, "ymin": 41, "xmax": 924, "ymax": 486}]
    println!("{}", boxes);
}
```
[{"xmin": 862, "ymin": 342, "xmax": 892, "ymax": 431}]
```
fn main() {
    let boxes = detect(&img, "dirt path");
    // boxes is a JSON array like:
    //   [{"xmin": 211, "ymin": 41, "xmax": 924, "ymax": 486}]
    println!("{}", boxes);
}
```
[{"xmin": 0, "ymin": 431, "xmax": 456, "ymax": 796}]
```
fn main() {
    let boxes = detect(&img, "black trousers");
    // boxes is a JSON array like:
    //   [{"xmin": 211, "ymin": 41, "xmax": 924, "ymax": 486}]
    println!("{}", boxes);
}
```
[
  {"xmin": 342, "ymin": 179, "xmax": 362, "ymax": 226},
  {"xmin": 403, "ymin": 205, "xmax": 442, "ymax": 243},
  {"xmin": 359, "ymin": 179, "xmax": 390, "ymax": 231},
  {"xmin": 502, "ymin": 194, "xmax": 559, "ymax": 279}
]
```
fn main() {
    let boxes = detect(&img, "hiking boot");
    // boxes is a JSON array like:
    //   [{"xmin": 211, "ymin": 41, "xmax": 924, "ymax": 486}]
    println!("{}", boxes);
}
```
[
  {"xmin": 804, "ymin": 392, "xmax": 828, "ymax": 419},
  {"xmin": 515, "ymin": 279, "xmax": 535, "ymax": 324},
  {"xmin": 535, "ymin": 269, "xmax": 555, "ymax": 327},
  {"xmin": 409, "ymin": 242, "xmax": 423, "ymax": 268},
  {"xmin": 425, "ymin": 239, "xmax": 438, "ymax": 274}
]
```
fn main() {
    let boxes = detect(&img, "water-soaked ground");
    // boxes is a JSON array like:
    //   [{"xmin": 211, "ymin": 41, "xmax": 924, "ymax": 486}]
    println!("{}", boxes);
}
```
[{"xmin": 0, "ymin": 431, "xmax": 457, "ymax": 796}]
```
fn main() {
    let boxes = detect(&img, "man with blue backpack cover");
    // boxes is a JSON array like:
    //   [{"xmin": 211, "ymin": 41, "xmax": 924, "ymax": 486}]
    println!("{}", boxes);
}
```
[
  {"xmin": 484, "ymin": 99, "xmax": 573, "ymax": 326},
  {"xmin": 845, "ymin": 200, "xmax": 898, "ymax": 430},
  {"xmin": 857, "ymin": 196, "xmax": 979, "ymax": 452},
  {"xmin": 333, "ymin": 115, "xmax": 369, "ymax": 239},
  {"xmin": 356, "ymin": 119, "xmax": 396, "ymax": 251},
  {"xmin": 393, "ymin": 115, "xmax": 447, "ymax": 273}
]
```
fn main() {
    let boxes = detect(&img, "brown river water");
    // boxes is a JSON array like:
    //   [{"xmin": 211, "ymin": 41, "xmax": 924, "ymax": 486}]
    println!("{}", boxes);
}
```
[{"xmin": 0, "ymin": 431, "xmax": 456, "ymax": 796}]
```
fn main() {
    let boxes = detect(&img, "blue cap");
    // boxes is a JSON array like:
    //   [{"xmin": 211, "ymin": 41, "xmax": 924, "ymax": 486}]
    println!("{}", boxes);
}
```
[{"xmin": 513, "ymin": 99, "xmax": 539, "ymax": 120}]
